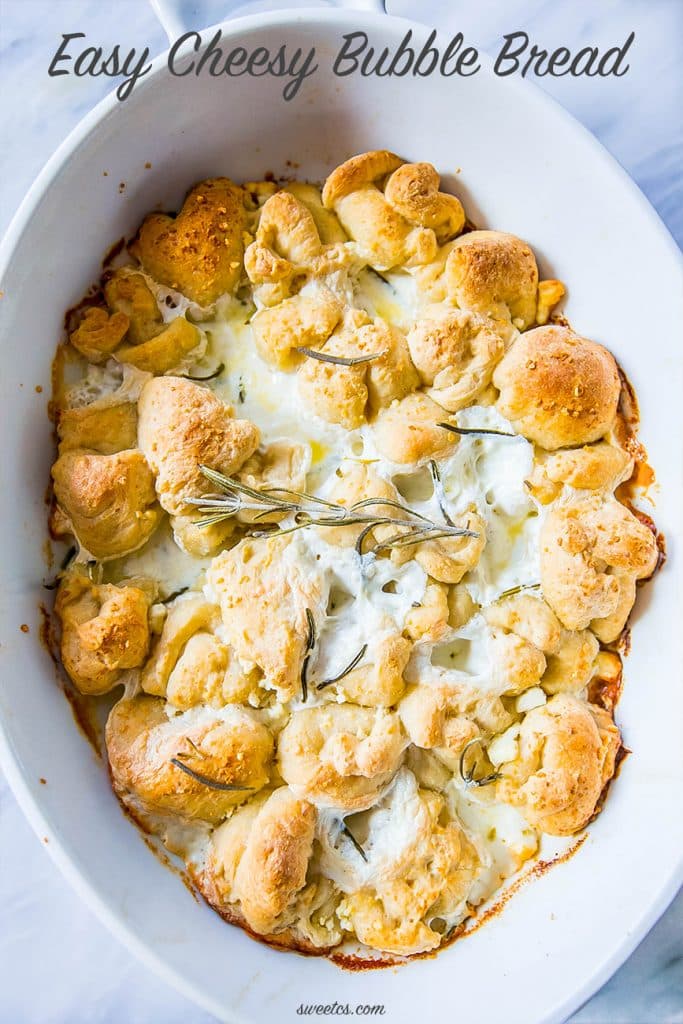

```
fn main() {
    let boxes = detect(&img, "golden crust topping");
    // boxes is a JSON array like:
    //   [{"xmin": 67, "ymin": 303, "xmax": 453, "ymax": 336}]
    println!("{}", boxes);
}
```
[
  {"xmin": 137, "ymin": 376, "xmax": 259, "ymax": 517},
  {"xmin": 56, "ymin": 574, "xmax": 151, "ymax": 694},
  {"xmin": 445, "ymin": 230, "xmax": 539, "ymax": 328},
  {"xmin": 407, "ymin": 306, "xmax": 504, "ymax": 412},
  {"xmin": 540, "ymin": 495, "xmax": 658, "ymax": 630},
  {"xmin": 69, "ymin": 307, "xmax": 130, "ymax": 363},
  {"xmin": 130, "ymin": 178, "xmax": 247, "ymax": 306},
  {"xmin": 498, "ymin": 694, "xmax": 620, "ymax": 835},
  {"xmin": 373, "ymin": 393, "xmax": 458, "ymax": 464},
  {"xmin": 207, "ymin": 536, "xmax": 324, "ymax": 701},
  {"xmin": 493, "ymin": 325, "xmax": 621, "ymax": 450},
  {"xmin": 278, "ymin": 705, "xmax": 405, "ymax": 810},
  {"xmin": 106, "ymin": 695, "xmax": 273, "ymax": 823},
  {"xmin": 104, "ymin": 271, "xmax": 163, "ymax": 345},
  {"xmin": 51, "ymin": 448, "xmax": 161, "ymax": 560}
]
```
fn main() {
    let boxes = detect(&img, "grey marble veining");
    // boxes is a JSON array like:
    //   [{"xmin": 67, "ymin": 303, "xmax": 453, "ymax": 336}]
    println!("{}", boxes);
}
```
[{"xmin": 0, "ymin": 2, "xmax": 681, "ymax": 1022}]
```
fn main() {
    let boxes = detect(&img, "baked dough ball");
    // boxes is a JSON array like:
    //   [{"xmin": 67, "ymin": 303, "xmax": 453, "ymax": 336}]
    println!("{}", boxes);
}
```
[
  {"xmin": 489, "ymin": 630, "xmax": 547, "ymax": 695},
  {"xmin": 51, "ymin": 448, "xmax": 161, "ymax": 560},
  {"xmin": 404, "ymin": 581, "xmax": 450, "ymax": 642},
  {"xmin": 297, "ymin": 312, "xmax": 418, "ymax": 429},
  {"xmin": 284, "ymin": 182, "xmax": 347, "ymax": 244},
  {"xmin": 497, "ymin": 694, "xmax": 620, "ymax": 835},
  {"xmin": 137, "ymin": 376, "xmax": 259, "ymax": 554},
  {"xmin": 405, "ymin": 507, "xmax": 486, "ymax": 585},
  {"xmin": 106, "ymin": 696, "xmax": 273, "ymax": 823},
  {"xmin": 207, "ymin": 535, "xmax": 324, "ymax": 701},
  {"xmin": 56, "ymin": 573, "xmax": 151, "ymax": 694},
  {"xmin": 236, "ymin": 440, "xmax": 308, "ymax": 524},
  {"xmin": 542, "ymin": 628, "xmax": 600, "ymax": 695},
  {"xmin": 130, "ymin": 177, "xmax": 247, "ymax": 306},
  {"xmin": 115, "ymin": 317, "xmax": 204, "ymax": 376},
  {"xmin": 57, "ymin": 401, "xmax": 138, "ymax": 455},
  {"xmin": 526, "ymin": 442, "xmax": 634, "ymax": 504},
  {"xmin": 104, "ymin": 270, "xmax": 163, "ymax": 344},
  {"xmin": 278, "ymin": 705, "xmax": 405, "ymax": 810},
  {"xmin": 322, "ymin": 151, "xmax": 463, "ymax": 270},
  {"xmin": 251, "ymin": 289, "xmax": 343, "ymax": 370},
  {"xmin": 540, "ymin": 495, "xmax": 658, "ymax": 631},
  {"xmin": 141, "ymin": 593, "xmax": 260, "ymax": 709},
  {"xmin": 445, "ymin": 230, "xmax": 539, "ymax": 329},
  {"xmin": 245, "ymin": 190, "xmax": 354, "ymax": 308},
  {"xmin": 373, "ymin": 393, "xmax": 458, "ymax": 464},
  {"xmin": 493, "ymin": 326, "xmax": 621, "ymax": 450},
  {"xmin": 337, "ymin": 774, "xmax": 479, "ymax": 955},
  {"xmin": 406, "ymin": 306, "xmax": 504, "ymax": 412},
  {"xmin": 69, "ymin": 307, "xmax": 129, "ymax": 363},
  {"xmin": 483, "ymin": 594, "xmax": 563, "ymax": 655},
  {"xmin": 399, "ymin": 683, "xmax": 511, "ymax": 767},
  {"xmin": 326, "ymin": 631, "xmax": 411, "ymax": 707},
  {"xmin": 205, "ymin": 787, "xmax": 316, "ymax": 934}
]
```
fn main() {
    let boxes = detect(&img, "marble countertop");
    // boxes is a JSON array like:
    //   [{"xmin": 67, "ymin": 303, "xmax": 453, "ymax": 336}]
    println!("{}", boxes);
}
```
[{"xmin": 0, "ymin": 1, "xmax": 681, "ymax": 1021}]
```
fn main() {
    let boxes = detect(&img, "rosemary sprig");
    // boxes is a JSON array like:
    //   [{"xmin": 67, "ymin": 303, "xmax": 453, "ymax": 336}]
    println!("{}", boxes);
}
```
[
  {"xmin": 299, "ymin": 347, "xmax": 385, "ymax": 367},
  {"xmin": 301, "ymin": 607, "xmax": 316, "ymax": 703},
  {"xmin": 186, "ymin": 468, "xmax": 479, "ymax": 555},
  {"xmin": 497, "ymin": 581, "xmax": 541, "ymax": 601},
  {"xmin": 170, "ymin": 757, "xmax": 252, "ymax": 792},
  {"xmin": 438, "ymin": 422, "xmax": 517, "ymax": 438},
  {"xmin": 181, "ymin": 362, "xmax": 225, "ymax": 382},
  {"xmin": 317, "ymin": 644, "xmax": 368, "ymax": 690},
  {"xmin": 429, "ymin": 460, "xmax": 455, "ymax": 527},
  {"xmin": 459, "ymin": 738, "xmax": 501, "ymax": 788},
  {"xmin": 340, "ymin": 822, "xmax": 368, "ymax": 862},
  {"xmin": 366, "ymin": 267, "xmax": 395, "ymax": 291},
  {"xmin": 161, "ymin": 586, "xmax": 189, "ymax": 604}
]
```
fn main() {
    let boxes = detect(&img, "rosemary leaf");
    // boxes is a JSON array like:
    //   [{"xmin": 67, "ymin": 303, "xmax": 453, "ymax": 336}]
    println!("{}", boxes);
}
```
[
  {"xmin": 429, "ymin": 459, "xmax": 455, "ymax": 527},
  {"xmin": 340, "ymin": 822, "xmax": 368, "ymax": 862},
  {"xmin": 458, "ymin": 738, "xmax": 501, "ymax": 789},
  {"xmin": 170, "ymin": 757, "xmax": 252, "ymax": 791},
  {"xmin": 497, "ymin": 582, "xmax": 541, "ymax": 601},
  {"xmin": 299, "ymin": 347, "xmax": 385, "ymax": 367},
  {"xmin": 162, "ymin": 586, "xmax": 189, "ymax": 604},
  {"xmin": 301, "ymin": 607, "xmax": 317, "ymax": 702},
  {"xmin": 181, "ymin": 362, "xmax": 225, "ymax": 382},
  {"xmin": 317, "ymin": 644, "xmax": 368, "ymax": 690},
  {"xmin": 438, "ymin": 422, "xmax": 517, "ymax": 438}
]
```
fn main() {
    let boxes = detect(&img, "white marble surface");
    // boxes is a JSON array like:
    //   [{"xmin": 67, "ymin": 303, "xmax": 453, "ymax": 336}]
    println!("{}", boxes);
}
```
[{"xmin": 0, "ymin": 1, "xmax": 681, "ymax": 1021}]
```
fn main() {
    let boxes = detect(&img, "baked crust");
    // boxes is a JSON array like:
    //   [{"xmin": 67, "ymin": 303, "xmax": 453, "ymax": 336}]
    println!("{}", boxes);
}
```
[
  {"xmin": 130, "ymin": 178, "xmax": 247, "ymax": 306},
  {"xmin": 493, "ymin": 325, "xmax": 621, "ymax": 449}
]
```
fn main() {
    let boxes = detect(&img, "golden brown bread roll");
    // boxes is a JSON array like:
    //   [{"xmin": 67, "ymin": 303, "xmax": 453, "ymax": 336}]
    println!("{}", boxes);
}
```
[
  {"xmin": 493, "ymin": 325, "xmax": 621, "ymax": 450},
  {"xmin": 56, "ymin": 573, "xmax": 151, "ymax": 694},
  {"xmin": 130, "ymin": 177, "xmax": 247, "ymax": 306}
]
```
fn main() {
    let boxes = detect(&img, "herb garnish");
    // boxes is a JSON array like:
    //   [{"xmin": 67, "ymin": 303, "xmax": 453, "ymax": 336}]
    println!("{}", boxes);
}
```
[
  {"xmin": 181, "ymin": 362, "xmax": 225, "ymax": 382},
  {"xmin": 438, "ymin": 422, "xmax": 517, "ymax": 438},
  {"xmin": 185, "ymin": 468, "xmax": 479, "ymax": 555},
  {"xmin": 497, "ymin": 581, "xmax": 541, "ymax": 601},
  {"xmin": 316, "ymin": 644, "xmax": 368, "ymax": 691},
  {"xmin": 170, "ymin": 757, "xmax": 253, "ymax": 792},
  {"xmin": 340, "ymin": 822, "xmax": 368, "ymax": 861},
  {"xmin": 458, "ymin": 737, "xmax": 501, "ymax": 788},
  {"xmin": 301, "ymin": 607, "xmax": 316, "ymax": 702},
  {"xmin": 299, "ymin": 347, "xmax": 385, "ymax": 367}
]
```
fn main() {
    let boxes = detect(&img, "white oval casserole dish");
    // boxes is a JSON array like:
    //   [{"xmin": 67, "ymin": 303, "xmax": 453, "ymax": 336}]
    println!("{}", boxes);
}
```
[{"xmin": 0, "ymin": 6, "xmax": 681, "ymax": 1023}]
